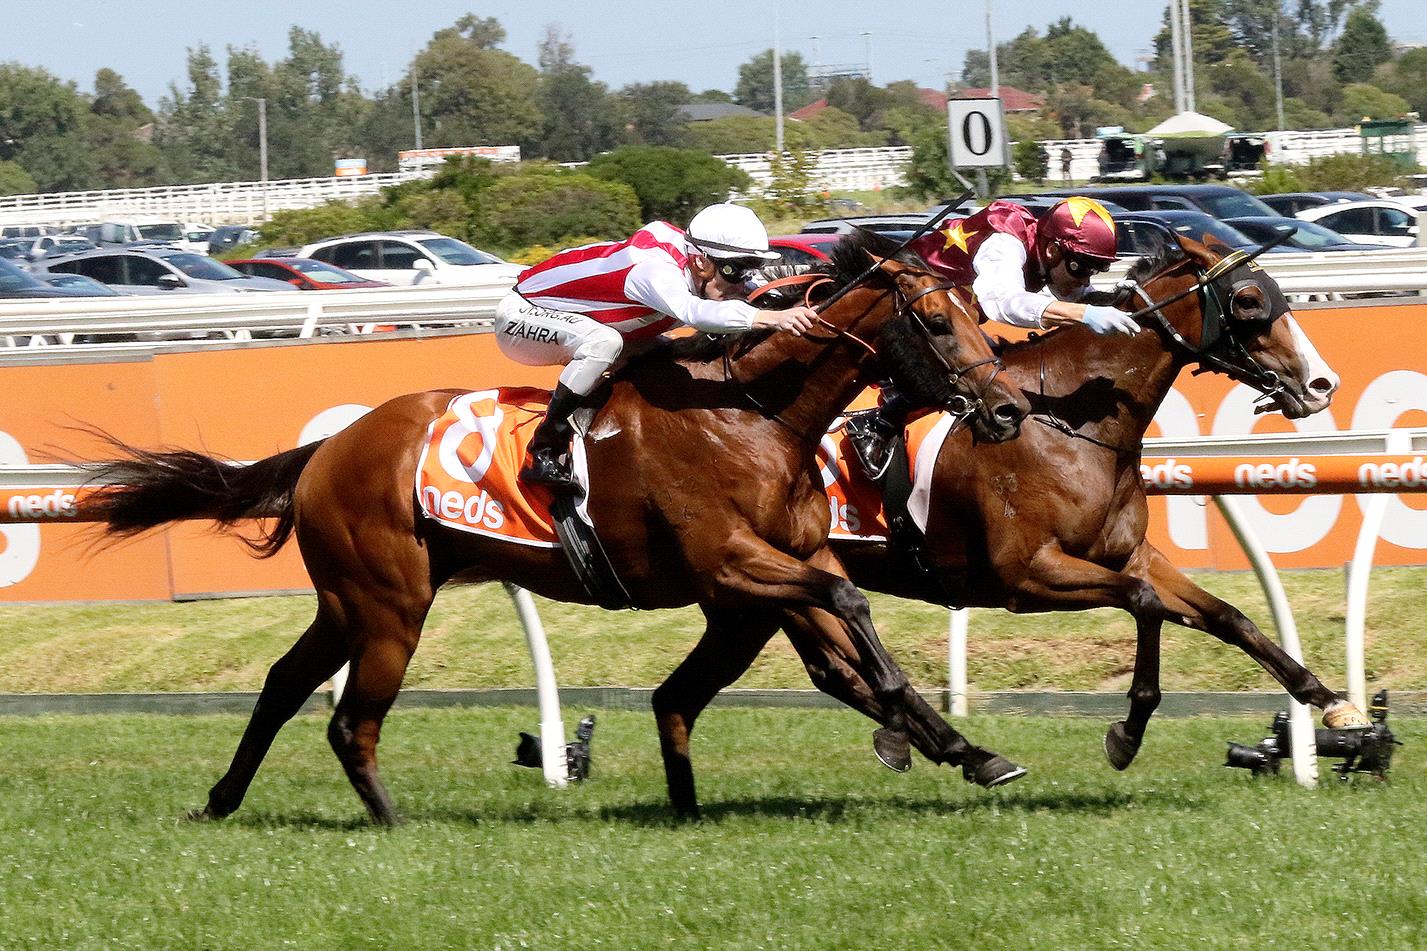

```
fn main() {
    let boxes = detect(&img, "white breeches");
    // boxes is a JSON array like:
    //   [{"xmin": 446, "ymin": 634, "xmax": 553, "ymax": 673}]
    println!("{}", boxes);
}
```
[{"xmin": 494, "ymin": 292, "xmax": 625, "ymax": 396}]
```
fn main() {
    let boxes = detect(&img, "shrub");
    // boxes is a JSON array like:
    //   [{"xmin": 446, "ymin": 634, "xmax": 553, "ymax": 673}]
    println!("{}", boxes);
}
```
[
  {"xmin": 587, "ymin": 146, "xmax": 751, "ymax": 224},
  {"xmin": 472, "ymin": 170, "xmax": 641, "ymax": 251}
]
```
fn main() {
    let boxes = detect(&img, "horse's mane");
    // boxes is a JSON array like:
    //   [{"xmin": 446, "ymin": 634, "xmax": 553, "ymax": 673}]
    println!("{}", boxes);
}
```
[{"xmin": 622, "ymin": 228, "xmax": 926, "ymax": 370}]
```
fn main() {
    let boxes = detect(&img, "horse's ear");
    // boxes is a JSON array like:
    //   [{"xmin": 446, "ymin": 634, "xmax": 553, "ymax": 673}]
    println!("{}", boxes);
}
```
[{"xmin": 1175, "ymin": 234, "xmax": 1219, "ymax": 271}]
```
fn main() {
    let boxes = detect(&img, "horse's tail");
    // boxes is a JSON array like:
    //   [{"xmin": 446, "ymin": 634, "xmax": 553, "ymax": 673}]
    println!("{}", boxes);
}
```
[{"xmin": 79, "ymin": 439, "xmax": 326, "ymax": 558}]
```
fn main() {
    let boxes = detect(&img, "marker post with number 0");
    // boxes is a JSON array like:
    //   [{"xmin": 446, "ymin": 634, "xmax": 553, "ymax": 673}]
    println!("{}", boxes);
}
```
[{"xmin": 946, "ymin": 96, "xmax": 1009, "ymax": 196}]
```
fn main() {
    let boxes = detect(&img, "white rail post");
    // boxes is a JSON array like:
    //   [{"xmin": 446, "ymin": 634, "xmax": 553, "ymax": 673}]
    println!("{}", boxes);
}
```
[
  {"xmin": 503, "ymin": 581, "xmax": 568, "ymax": 788},
  {"xmin": 1213, "ymin": 495, "xmax": 1318, "ymax": 788},
  {"xmin": 1343, "ymin": 429, "xmax": 1410, "ymax": 713},
  {"xmin": 948, "ymin": 607, "xmax": 969, "ymax": 717}
]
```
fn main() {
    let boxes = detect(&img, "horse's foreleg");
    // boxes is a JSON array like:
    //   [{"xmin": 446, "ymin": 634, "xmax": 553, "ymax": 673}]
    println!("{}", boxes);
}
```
[
  {"xmin": 1003, "ymin": 544, "xmax": 1174, "ymax": 770},
  {"xmin": 780, "ymin": 607, "xmax": 1025, "ymax": 786},
  {"xmin": 651, "ymin": 606, "xmax": 780, "ymax": 819},
  {"xmin": 1137, "ymin": 544, "xmax": 1365, "ymax": 727},
  {"xmin": 195, "ymin": 607, "xmax": 349, "ymax": 821}
]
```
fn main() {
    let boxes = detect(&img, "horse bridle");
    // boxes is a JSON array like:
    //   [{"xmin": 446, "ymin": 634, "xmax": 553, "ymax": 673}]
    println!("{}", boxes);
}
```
[
  {"xmin": 1033, "ymin": 229, "xmax": 1298, "ymax": 453},
  {"xmin": 1118, "ymin": 229, "xmax": 1297, "ymax": 406},
  {"xmin": 726, "ymin": 274, "xmax": 1003, "ymax": 442}
]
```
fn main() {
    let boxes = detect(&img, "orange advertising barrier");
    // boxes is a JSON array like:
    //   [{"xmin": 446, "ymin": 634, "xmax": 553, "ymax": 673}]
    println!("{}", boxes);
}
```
[
  {"xmin": 1, "ymin": 301, "xmax": 1425, "ymax": 600},
  {"xmin": 1138, "ymin": 454, "xmax": 1427, "ymax": 495}
]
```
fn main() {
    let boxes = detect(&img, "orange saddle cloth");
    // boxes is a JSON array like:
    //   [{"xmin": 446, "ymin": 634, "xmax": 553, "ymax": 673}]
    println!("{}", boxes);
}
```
[
  {"xmin": 819, "ymin": 392, "xmax": 961, "ymax": 542},
  {"xmin": 416, "ymin": 387, "xmax": 574, "ymax": 548}
]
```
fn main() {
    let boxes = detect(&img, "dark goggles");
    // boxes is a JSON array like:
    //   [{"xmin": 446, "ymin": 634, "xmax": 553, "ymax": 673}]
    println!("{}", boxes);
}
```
[
  {"xmin": 713, "ymin": 257, "xmax": 764, "ymax": 283},
  {"xmin": 1062, "ymin": 251, "xmax": 1113, "ymax": 279}
]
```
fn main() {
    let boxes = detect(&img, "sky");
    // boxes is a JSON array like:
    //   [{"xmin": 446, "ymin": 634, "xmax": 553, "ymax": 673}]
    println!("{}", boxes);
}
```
[{"xmin": 2, "ymin": 0, "xmax": 1423, "ymax": 107}]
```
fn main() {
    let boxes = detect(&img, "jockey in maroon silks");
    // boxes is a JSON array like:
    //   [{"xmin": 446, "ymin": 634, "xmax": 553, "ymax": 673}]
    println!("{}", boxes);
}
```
[{"xmin": 845, "ymin": 195, "xmax": 1140, "ymax": 476}]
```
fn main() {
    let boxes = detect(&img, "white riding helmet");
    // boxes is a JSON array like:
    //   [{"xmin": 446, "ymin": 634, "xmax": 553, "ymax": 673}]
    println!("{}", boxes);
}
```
[{"xmin": 686, "ymin": 203, "xmax": 780, "ymax": 261}]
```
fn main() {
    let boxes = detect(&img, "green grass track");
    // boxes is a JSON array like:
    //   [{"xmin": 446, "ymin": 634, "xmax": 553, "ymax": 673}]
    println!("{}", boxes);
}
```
[{"xmin": 0, "ymin": 707, "xmax": 1422, "ymax": 949}]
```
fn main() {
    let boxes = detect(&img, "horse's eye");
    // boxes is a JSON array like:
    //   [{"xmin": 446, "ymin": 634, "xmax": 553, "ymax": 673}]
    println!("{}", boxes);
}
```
[{"xmin": 926, "ymin": 314, "xmax": 954, "ymax": 334}]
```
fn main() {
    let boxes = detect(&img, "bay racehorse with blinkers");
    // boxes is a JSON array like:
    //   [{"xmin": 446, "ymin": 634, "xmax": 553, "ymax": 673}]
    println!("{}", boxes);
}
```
[
  {"xmin": 77, "ymin": 231, "xmax": 1031, "ymax": 823},
  {"xmin": 747, "ymin": 233, "xmax": 1370, "ymax": 776}
]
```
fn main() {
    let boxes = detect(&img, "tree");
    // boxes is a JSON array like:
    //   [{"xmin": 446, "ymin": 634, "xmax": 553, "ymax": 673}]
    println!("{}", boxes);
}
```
[
  {"xmin": 531, "ymin": 27, "xmax": 621, "ymax": 162},
  {"xmin": 1374, "ymin": 47, "xmax": 1427, "ymax": 118},
  {"xmin": 1338, "ymin": 82, "xmax": 1410, "ymax": 122},
  {"xmin": 156, "ymin": 45, "xmax": 239, "ymax": 183},
  {"xmin": 0, "ymin": 64, "xmax": 96, "ymax": 191},
  {"xmin": 733, "ymin": 50, "xmax": 813, "ymax": 113},
  {"xmin": 1332, "ymin": 8, "xmax": 1392, "ymax": 85},
  {"xmin": 410, "ymin": 17, "xmax": 543, "ymax": 149},
  {"xmin": 1153, "ymin": 0, "xmax": 1238, "ymax": 72},
  {"xmin": 86, "ymin": 69, "xmax": 167, "ymax": 187},
  {"xmin": 587, "ymin": 146, "xmax": 750, "ymax": 222},
  {"xmin": 0, "ymin": 160, "xmax": 37, "ymax": 196},
  {"xmin": 616, "ymin": 82, "xmax": 691, "ymax": 147}
]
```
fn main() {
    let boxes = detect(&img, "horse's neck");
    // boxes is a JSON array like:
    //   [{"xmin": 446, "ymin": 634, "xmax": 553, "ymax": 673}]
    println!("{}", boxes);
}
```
[
  {"xmin": 1013, "ymin": 324, "xmax": 1186, "ymax": 450},
  {"xmin": 728, "ymin": 291, "xmax": 886, "ymax": 438}
]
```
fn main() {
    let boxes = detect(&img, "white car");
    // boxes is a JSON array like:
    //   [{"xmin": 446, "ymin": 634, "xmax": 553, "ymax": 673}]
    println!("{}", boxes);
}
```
[
  {"xmin": 1296, "ymin": 200, "xmax": 1422, "ymax": 248},
  {"xmin": 182, "ymin": 222, "xmax": 216, "ymax": 254},
  {"xmin": 298, "ymin": 231, "xmax": 523, "ymax": 286}
]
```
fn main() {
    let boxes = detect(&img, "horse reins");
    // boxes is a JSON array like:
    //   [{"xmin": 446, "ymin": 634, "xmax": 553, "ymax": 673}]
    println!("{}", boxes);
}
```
[{"xmin": 1032, "ymin": 228, "xmax": 1299, "ymax": 453}]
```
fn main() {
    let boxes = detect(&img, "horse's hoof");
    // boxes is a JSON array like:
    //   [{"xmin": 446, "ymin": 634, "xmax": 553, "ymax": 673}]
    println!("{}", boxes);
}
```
[
  {"xmin": 872, "ymin": 728, "xmax": 912, "ymax": 773},
  {"xmin": 1323, "ymin": 699, "xmax": 1371, "ymax": 730},
  {"xmin": 962, "ymin": 755, "xmax": 1027, "ymax": 788},
  {"xmin": 1104, "ymin": 721, "xmax": 1141, "ymax": 771},
  {"xmin": 182, "ymin": 806, "xmax": 218, "ymax": 823}
]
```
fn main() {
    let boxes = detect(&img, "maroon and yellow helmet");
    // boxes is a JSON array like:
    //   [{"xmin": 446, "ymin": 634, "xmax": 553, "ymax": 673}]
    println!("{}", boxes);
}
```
[{"xmin": 1038, "ymin": 196, "xmax": 1118, "ymax": 263}]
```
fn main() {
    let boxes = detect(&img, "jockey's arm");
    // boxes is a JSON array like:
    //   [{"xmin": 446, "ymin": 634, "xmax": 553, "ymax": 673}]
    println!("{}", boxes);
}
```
[
  {"xmin": 626, "ymin": 259, "xmax": 756, "ymax": 333},
  {"xmin": 971, "ymin": 234, "xmax": 1134, "ymax": 335}
]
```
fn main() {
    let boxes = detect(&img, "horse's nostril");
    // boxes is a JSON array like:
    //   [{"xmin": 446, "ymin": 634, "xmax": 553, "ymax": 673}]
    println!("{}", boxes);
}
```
[
  {"xmin": 1308, "ymin": 376, "xmax": 1335, "ymax": 395},
  {"xmin": 994, "ymin": 403, "xmax": 1025, "ymax": 423}
]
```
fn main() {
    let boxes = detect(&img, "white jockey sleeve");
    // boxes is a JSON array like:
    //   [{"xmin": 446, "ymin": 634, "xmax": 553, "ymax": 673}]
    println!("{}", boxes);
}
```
[
  {"xmin": 624, "ymin": 258, "xmax": 756, "ymax": 333},
  {"xmin": 970, "ymin": 232, "xmax": 1056, "ymax": 329}
]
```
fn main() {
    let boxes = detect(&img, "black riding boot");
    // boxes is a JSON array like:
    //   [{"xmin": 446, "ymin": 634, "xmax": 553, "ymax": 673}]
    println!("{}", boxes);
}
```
[
  {"xmin": 521, "ymin": 383, "xmax": 584, "ymax": 495},
  {"xmin": 845, "ymin": 387, "xmax": 914, "ymax": 479}
]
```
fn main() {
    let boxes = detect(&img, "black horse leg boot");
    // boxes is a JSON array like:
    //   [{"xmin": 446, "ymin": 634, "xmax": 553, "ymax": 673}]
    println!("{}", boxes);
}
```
[
  {"xmin": 521, "ymin": 383, "xmax": 584, "ymax": 495},
  {"xmin": 844, "ymin": 387, "xmax": 913, "ymax": 480}
]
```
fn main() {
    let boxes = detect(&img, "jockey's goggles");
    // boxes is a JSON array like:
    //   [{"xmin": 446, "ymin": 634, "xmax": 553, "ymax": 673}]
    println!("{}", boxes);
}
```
[
  {"xmin": 714, "ymin": 257, "xmax": 766, "ymax": 283},
  {"xmin": 1062, "ymin": 251, "xmax": 1114, "ymax": 279}
]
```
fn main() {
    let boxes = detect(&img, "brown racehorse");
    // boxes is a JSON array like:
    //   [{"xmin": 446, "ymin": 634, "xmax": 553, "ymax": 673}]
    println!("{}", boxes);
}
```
[
  {"xmin": 751, "ymin": 235, "xmax": 1370, "ymax": 776},
  {"xmin": 78, "ymin": 231, "xmax": 1032, "ymax": 823}
]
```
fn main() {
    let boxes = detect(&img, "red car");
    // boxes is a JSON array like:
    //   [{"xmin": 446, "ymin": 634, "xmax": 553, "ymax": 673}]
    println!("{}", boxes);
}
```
[
  {"xmin": 224, "ymin": 257, "xmax": 389, "ymax": 290},
  {"xmin": 767, "ymin": 234, "xmax": 839, "ymax": 267}
]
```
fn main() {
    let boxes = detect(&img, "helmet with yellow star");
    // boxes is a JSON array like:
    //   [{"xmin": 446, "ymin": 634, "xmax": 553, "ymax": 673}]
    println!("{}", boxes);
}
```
[{"xmin": 1038, "ymin": 196, "xmax": 1118, "ymax": 264}]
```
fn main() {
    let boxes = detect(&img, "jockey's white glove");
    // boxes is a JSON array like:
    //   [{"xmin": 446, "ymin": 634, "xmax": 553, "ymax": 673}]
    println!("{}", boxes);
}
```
[{"xmin": 1081, "ymin": 304, "xmax": 1141, "ymax": 336}]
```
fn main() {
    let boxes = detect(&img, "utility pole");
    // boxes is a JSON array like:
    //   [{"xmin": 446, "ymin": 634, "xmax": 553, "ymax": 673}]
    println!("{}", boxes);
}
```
[
  {"xmin": 987, "ymin": 0, "xmax": 998, "ymax": 97},
  {"xmin": 257, "ymin": 97, "xmax": 268, "ymax": 222},
  {"xmin": 774, "ymin": 0, "xmax": 784, "ymax": 154},
  {"xmin": 411, "ymin": 65, "xmax": 423, "ymax": 151},
  {"xmin": 1169, "ymin": 0, "xmax": 1185, "ymax": 113},
  {"xmin": 862, "ymin": 32, "xmax": 872, "ymax": 80},
  {"xmin": 1272, "ymin": 2, "xmax": 1286, "ymax": 131},
  {"xmin": 1180, "ymin": 0, "xmax": 1196, "ymax": 112}
]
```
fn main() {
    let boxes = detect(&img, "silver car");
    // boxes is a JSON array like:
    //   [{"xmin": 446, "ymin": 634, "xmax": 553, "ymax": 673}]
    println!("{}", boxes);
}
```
[{"xmin": 36, "ymin": 245, "xmax": 293, "ymax": 294}]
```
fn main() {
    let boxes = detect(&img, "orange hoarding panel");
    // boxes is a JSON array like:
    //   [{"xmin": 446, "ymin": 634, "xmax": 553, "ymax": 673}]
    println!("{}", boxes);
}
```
[{"xmin": 1, "ymin": 302, "xmax": 1425, "ymax": 601}]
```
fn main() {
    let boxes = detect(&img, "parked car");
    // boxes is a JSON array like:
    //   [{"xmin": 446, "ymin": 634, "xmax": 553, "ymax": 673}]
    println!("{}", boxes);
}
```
[
  {"xmin": 27, "ymin": 234, "xmax": 98, "ymax": 260},
  {"xmin": 1256, "ymin": 191, "xmax": 1372, "ymax": 217},
  {"xmin": 37, "ymin": 246, "xmax": 294, "ymax": 294},
  {"xmin": 225, "ymin": 257, "xmax": 390, "ymax": 290},
  {"xmin": 1110, "ymin": 210, "xmax": 1293, "ymax": 257},
  {"xmin": 0, "ymin": 224, "xmax": 59, "ymax": 239},
  {"xmin": 766, "ymin": 234, "xmax": 838, "ymax": 267},
  {"xmin": 182, "ymin": 223, "xmax": 216, "ymax": 254},
  {"xmin": 1029, "ymin": 184, "xmax": 1278, "ymax": 220},
  {"xmin": 799, "ymin": 214, "xmax": 932, "ymax": 235},
  {"xmin": 1225, "ymin": 216, "xmax": 1397, "ymax": 252},
  {"xmin": 989, "ymin": 195, "xmax": 1130, "ymax": 219},
  {"xmin": 95, "ymin": 218, "xmax": 186, "ymax": 247},
  {"xmin": 1295, "ymin": 200, "xmax": 1422, "ymax": 247},
  {"xmin": 297, "ymin": 231, "xmax": 522, "ymax": 286},
  {"xmin": 0, "ymin": 239, "xmax": 33, "ymax": 263},
  {"xmin": 0, "ymin": 258, "xmax": 98, "ymax": 298},
  {"xmin": 207, "ymin": 225, "xmax": 259, "ymax": 256}
]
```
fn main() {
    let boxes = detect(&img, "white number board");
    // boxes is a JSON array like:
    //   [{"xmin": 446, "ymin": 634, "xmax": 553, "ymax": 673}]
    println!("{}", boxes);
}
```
[{"xmin": 946, "ymin": 97, "xmax": 1008, "ymax": 169}]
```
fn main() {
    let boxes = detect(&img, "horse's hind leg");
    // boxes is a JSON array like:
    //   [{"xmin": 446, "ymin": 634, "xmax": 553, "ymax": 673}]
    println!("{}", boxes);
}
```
[
  {"xmin": 781, "ymin": 607, "xmax": 1026, "ymax": 787},
  {"xmin": 194, "ymin": 607, "xmax": 349, "ymax": 821},
  {"xmin": 327, "ymin": 624, "xmax": 421, "ymax": 827},
  {"xmin": 652, "ymin": 605, "xmax": 780, "ymax": 819}
]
